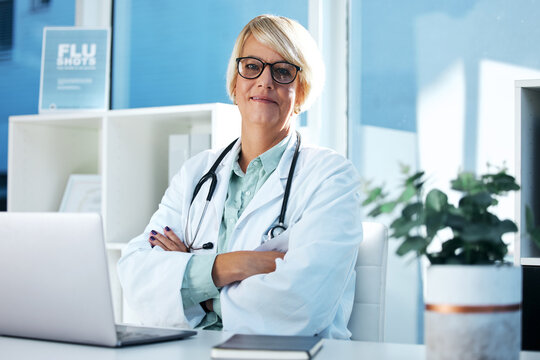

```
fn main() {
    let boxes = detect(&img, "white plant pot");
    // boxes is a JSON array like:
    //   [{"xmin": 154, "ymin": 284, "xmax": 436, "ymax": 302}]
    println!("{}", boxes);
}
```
[{"xmin": 425, "ymin": 265, "xmax": 522, "ymax": 360}]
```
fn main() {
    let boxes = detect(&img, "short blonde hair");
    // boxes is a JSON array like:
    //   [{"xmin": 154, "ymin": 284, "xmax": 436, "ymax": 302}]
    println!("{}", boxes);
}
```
[{"xmin": 226, "ymin": 14, "xmax": 325, "ymax": 114}]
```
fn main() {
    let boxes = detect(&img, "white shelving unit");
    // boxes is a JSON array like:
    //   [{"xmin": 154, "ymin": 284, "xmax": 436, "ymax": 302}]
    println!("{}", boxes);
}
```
[
  {"xmin": 515, "ymin": 80, "xmax": 540, "ymax": 351},
  {"xmin": 8, "ymin": 103, "xmax": 241, "ymax": 321},
  {"xmin": 514, "ymin": 80, "xmax": 540, "ymax": 265}
]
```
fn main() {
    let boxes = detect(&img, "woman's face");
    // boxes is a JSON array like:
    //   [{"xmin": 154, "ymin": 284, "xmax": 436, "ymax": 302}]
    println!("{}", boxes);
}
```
[{"xmin": 234, "ymin": 35, "xmax": 300, "ymax": 135}]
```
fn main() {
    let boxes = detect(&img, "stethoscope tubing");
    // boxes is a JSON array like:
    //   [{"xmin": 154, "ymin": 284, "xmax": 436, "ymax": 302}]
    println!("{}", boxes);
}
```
[{"xmin": 185, "ymin": 131, "xmax": 301, "ymax": 251}]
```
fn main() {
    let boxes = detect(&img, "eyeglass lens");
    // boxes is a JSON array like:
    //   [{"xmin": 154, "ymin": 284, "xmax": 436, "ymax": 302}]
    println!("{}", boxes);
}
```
[{"xmin": 237, "ymin": 57, "xmax": 298, "ymax": 84}]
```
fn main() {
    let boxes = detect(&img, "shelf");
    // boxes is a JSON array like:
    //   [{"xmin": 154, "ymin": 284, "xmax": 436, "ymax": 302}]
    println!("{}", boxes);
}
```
[
  {"xmin": 521, "ymin": 258, "xmax": 540, "ymax": 266},
  {"xmin": 8, "ymin": 103, "xmax": 241, "ymax": 324},
  {"xmin": 515, "ymin": 79, "xmax": 540, "ymax": 89},
  {"xmin": 8, "ymin": 103, "xmax": 241, "ymax": 244}
]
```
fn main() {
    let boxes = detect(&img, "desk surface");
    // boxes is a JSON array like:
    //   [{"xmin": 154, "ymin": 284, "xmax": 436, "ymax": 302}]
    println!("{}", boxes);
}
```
[{"xmin": 1, "ymin": 330, "xmax": 539, "ymax": 360}]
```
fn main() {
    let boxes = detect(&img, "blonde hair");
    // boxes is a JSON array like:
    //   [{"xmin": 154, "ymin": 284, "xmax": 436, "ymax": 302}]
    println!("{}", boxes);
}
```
[{"xmin": 226, "ymin": 14, "xmax": 325, "ymax": 114}]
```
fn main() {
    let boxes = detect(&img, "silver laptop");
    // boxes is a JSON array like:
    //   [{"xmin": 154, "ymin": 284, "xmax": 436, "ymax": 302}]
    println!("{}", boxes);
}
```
[{"xmin": 0, "ymin": 212, "xmax": 196, "ymax": 347}]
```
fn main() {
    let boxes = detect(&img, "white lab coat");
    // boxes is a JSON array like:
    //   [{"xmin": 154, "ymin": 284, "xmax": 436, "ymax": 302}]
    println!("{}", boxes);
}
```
[{"xmin": 117, "ymin": 136, "xmax": 363, "ymax": 339}]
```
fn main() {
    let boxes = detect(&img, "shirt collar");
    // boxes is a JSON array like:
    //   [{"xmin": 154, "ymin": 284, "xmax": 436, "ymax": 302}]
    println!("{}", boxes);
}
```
[
  {"xmin": 259, "ymin": 134, "xmax": 291, "ymax": 174},
  {"xmin": 232, "ymin": 134, "xmax": 292, "ymax": 176}
]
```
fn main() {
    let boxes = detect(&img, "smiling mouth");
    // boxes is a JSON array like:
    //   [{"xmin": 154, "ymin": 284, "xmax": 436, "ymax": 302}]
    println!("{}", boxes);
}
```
[{"xmin": 250, "ymin": 96, "xmax": 277, "ymax": 104}]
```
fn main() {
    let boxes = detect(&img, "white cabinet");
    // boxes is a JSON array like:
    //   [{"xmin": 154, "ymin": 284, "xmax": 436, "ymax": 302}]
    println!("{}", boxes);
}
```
[{"xmin": 8, "ymin": 103, "xmax": 241, "ymax": 321}]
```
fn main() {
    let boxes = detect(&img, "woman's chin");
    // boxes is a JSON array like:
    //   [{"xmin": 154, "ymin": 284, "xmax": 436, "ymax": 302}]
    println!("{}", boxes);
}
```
[{"xmin": 244, "ymin": 114, "xmax": 282, "ymax": 128}]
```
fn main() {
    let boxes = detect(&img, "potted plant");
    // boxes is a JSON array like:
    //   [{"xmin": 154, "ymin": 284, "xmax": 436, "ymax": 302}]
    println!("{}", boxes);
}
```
[{"xmin": 363, "ymin": 165, "xmax": 540, "ymax": 360}]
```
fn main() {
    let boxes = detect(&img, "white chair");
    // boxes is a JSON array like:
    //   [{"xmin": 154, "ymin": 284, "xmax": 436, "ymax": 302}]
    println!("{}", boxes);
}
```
[{"xmin": 348, "ymin": 222, "xmax": 388, "ymax": 341}]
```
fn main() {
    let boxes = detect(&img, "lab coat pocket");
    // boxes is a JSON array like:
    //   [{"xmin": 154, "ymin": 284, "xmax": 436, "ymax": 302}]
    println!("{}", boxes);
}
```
[{"xmin": 255, "ymin": 228, "xmax": 290, "ymax": 252}]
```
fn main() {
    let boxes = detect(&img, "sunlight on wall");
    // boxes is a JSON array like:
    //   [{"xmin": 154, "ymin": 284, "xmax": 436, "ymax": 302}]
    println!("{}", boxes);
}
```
[
  {"xmin": 417, "ymin": 60, "xmax": 466, "ymax": 198},
  {"xmin": 477, "ymin": 60, "xmax": 540, "ymax": 174}
]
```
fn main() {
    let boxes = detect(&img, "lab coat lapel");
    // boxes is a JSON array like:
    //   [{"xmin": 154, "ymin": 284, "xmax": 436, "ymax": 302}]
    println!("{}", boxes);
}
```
[
  {"xmin": 236, "ymin": 136, "xmax": 297, "ymax": 226},
  {"xmin": 211, "ymin": 140, "xmax": 240, "ymax": 226}
]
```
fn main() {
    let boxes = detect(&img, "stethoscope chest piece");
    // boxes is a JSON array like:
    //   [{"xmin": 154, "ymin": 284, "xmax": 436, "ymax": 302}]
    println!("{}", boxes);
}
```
[{"xmin": 268, "ymin": 224, "xmax": 286, "ymax": 238}]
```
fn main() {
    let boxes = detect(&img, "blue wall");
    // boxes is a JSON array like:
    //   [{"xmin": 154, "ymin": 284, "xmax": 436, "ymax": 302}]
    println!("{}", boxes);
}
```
[
  {"xmin": 112, "ymin": 0, "xmax": 308, "ymax": 109},
  {"xmin": 0, "ymin": 0, "xmax": 75, "ymax": 173}
]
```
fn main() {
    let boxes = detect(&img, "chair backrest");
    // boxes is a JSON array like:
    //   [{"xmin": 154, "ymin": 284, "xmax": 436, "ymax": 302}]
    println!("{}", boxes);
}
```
[{"xmin": 348, "ymin": 222, "xmax": 388, "ymax": 341}]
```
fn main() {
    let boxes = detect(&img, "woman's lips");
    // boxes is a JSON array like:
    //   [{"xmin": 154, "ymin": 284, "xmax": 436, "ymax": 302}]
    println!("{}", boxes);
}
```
[{"xmin": 250, "ymin": 96, "xmax": 277, "ymax": 104}]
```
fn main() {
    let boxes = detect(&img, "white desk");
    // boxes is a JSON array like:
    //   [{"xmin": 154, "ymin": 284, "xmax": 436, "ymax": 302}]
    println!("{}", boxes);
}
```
[{"xmin": 1, "ymin": 330, "xmax": 539, "ymax": 360}]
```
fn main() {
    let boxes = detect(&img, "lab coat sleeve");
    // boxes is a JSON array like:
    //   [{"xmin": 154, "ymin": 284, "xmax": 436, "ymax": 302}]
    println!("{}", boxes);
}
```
[
  {"xmin": 220, "ymin": 153, "xmax": 363, "ymax": 338},
  {"xmin": 117, "ymin": 162, "xmax": 206, "ymax": 329}
]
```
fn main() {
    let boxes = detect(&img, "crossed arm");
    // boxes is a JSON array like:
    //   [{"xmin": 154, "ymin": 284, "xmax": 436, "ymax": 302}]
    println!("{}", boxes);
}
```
[{"xmin": 148, "ymin": 227, "xmax": 284, "ymax": 309}]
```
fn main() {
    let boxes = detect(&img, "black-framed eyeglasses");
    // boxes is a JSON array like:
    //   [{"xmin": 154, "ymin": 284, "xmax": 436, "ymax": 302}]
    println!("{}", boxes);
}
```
[{"xmin": 236, "ymin": 57, "xmax": 301, "ymax": 84}]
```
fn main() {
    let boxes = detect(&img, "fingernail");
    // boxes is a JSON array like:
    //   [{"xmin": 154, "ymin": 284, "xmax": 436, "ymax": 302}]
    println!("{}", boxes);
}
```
[
  {"xmin": 165, "ymin": 226, "xmax": 171, "ymax": 232},
  {"xmin": 151, "ymin": 230, "xmax": 157, "ymax": 235},
  {"xmin": 150, "ymin": 236, "xmax": 156, "ymax": 241}
]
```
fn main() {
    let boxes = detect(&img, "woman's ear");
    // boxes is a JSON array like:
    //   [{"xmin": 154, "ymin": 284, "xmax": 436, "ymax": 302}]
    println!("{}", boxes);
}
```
[{"xmin": 294, "ymin": 84, "xmax": 305, "ymax": 114}]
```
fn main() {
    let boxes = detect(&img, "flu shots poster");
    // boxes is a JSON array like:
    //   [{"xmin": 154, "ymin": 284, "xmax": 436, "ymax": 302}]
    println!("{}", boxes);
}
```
[{"xmin": 39, "ymin": 27, "xmax": 110, "ymax": 112}]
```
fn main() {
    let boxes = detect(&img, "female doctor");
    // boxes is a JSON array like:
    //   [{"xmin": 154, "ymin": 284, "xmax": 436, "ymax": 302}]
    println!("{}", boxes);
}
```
[{"xmin": 118, "ymin": 14, "xmax": 363, "ymax": 340}]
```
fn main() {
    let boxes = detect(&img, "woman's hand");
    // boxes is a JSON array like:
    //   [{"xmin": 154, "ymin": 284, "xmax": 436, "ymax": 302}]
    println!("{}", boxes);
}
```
[
  {"xmin": 212, "ymin": 251, "xmax": 285, "ymax": 287},
  {"xmin": 149, "ymin": 226, "xmax": 188, "ymax": 252}
]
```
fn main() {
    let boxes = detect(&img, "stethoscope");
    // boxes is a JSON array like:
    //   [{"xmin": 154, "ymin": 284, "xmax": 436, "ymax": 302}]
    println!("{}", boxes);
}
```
[{"xmin": 184, "ymin": 131, "xmax": 301, "ymax": 252}]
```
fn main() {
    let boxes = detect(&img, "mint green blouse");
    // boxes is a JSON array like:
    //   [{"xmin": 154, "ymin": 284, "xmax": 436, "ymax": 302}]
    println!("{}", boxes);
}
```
[{"xmin": 180, "ymin": 135, "xmax": 290, "ymax": 330}]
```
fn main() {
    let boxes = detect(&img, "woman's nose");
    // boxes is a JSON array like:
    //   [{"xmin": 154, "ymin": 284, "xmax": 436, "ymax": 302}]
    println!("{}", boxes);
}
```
[{"xmin": 257, "ymin": 65, "xmax": 274, "ymax": 88}]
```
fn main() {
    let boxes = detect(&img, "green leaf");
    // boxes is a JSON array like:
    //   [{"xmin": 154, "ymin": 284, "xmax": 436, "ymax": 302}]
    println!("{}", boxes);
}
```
[
  {"xmin": 425, "ymin": 189, "xmax": 448, "ymax": 212},
  {"xmin": 405, "ymin": 171, "xmax": 425, "ymax": 185},
  {"xmin": 402, "ymin": 202, "xmax": 423, "ymax": 219},
  {"xmin": 458, "ymin": 191, "xmax": 494, "ymax": 211},
  {"xmin": 483, "ymin": 172, "xmax": 520, "ymax": 194},
  {"xmin": 458, "ymin": 218, "xmax": 516, "ymax": 244},
  {"xmin": 396, "ymin": 236, "xmax": 428, "ymax": 256},
  {"xmin": 446, "ymin": 212, "xmax": 467, "ymax": 232},
  {"xmin": 362, "ymin": 186, "xmax": 384, "ymax": 206},
  {"xmin": 397, "ymin": 184, "xmax": 416, "ymax": 204},
  {"xmin": 425, "ymin": 211, "xmax": 446, "ymax": 238},
  {"xmin": 441, "ymin": 238, "xmax": 464, "ymax": 254},
  {"xmin": 414, "ymin": 180, "xmax": 426, "ymax": 190},
  {"xmin": 390, "ymin": 216, "xmax": 421, "ymax": 238},
  {"xmin": 399, "ymin": 163, "xmax": 411, "ymax": 175},
  {"xmin": 367, "ymin": 205, "xmax": 383, "ymax": 218},
  {"xmin": 451, "ymin": 172, "xmax": 483, "ymax": 193},
  {"xmin": 497, "ymin": 219, "xmax": 518, "ymax": 235},
  {"xmin": 460, "ymin": 223, "xmax": 493, "ymax": 242},
  {"xmin": 380, "ymin": 201, "xmax": 398, "ymax": 214}
]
